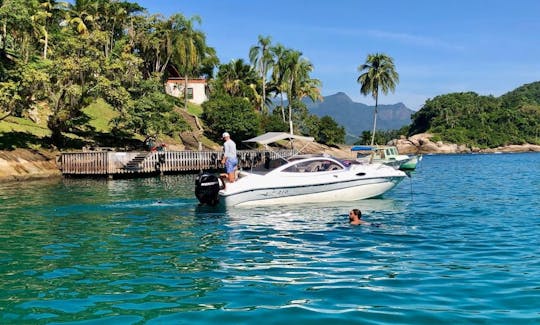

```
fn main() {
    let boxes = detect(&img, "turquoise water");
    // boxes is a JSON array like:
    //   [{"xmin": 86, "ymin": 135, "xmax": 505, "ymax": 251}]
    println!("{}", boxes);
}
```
[{"xmin": 1, "ymin": 153, "xmax": 539, "ymax": 324}]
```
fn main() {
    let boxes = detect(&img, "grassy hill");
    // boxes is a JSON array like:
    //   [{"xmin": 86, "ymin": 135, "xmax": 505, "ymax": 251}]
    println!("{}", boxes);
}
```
[{"xmin": 0, "ymin": 99, "xmax": 214, "ymax": 151}]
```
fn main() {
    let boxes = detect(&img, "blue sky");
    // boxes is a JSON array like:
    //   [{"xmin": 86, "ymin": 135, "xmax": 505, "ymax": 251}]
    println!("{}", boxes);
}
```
[{"xmin": 136, "ymin": 0, "xmax": 540, "ymax": 110}]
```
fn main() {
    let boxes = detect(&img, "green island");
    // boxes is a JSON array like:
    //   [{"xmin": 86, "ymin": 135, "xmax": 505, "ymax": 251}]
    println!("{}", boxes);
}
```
[{"xmin": 1, "ymin": 1, "xmax": 539, "ymax": 181}]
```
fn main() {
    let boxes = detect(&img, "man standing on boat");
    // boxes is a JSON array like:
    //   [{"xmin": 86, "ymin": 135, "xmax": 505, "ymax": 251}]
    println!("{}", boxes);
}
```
[{"xmin": 221, "ymin": 132, "xmax": 238, "ymax": 183}]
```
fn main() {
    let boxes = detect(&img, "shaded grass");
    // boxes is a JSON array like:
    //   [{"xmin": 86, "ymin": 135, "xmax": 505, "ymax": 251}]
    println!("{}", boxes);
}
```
[
  {"xmin": 0, "ymin": 131, "xmax": 50, "ymax": 150},
  {"xmin": 0, "ymin": 99, "xmax": 208, "ymax": 150}
]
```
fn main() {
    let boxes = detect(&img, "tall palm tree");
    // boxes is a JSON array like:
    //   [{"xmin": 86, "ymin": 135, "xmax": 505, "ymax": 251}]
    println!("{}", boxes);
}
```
[
  {"xmin": 131, "ymin": 14, "xmax": 170, "ymax": 76},
  {"xmin": 31, "ymin": 0, "xmax": 67, "ymax": 59},
  {"xmin": 282, "ymin": 49, "xmax": 320, "ymax": 134},
  {"xmin": 215, "ymin": 59, "xmax": 258, "ymax": 100},
  {"xmin": 171, "ymin": 14, "xmax": 207, "ymax": 110},
  {"xmin": 249, "ymin": 35, "xmax": 272, "ymax": 114},
  {"xmin": 269, "ymin": 43, "xmax": 288, "ymax": 122},
  {"xmin": 66, "ymin": 0, "xmax": 99, "ymax": 34},
  {"xmin": 357, "ymin": 53, "xmax": 399, "ymax": 145}
]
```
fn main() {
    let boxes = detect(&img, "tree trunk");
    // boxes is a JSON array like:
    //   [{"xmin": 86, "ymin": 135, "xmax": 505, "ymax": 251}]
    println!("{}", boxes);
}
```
[
  {"xmin": 370, "ymin": 96, "xmax": 378, "ymax": 145},
  {"xmin": 288, "ymin": 102, "xmax": 293, "ymax": 134},
  {"xmin": 288, "ymin": 83, "xmax": 294, "ymax": 134},
  {"xmin": 0, "ymin": 111, "xmax": 13, "ymax": 121},
  {"xmin": 43, "ymin": 32, "xmax": 48, "ymax": 59},
  {"xmin": 184, "ymin": 74, "xmax": 188, "ymax": 110},
  {"xmin": 1, "ymin": 21, "xmax": 6, "ymax": 52},
  {"xmin": 262, "ymin": 74, "xmax": 266, "ymax": 114},
  {"xmin": 280, "ymin": 94, "xmax": 285, "ymax": 122}
]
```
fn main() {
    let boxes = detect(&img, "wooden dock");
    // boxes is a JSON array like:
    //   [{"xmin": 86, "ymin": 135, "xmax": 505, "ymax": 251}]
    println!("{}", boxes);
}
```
[{"xmin": 60, "ymin": 149, "xmax": 294, "ymax": 177}]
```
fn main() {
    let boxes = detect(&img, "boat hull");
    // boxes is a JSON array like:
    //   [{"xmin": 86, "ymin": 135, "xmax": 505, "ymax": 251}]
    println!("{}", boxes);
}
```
[
  {"xmin": 220, "ymin": 175, "xmax": 404, "ymax": 207},
  {"xmin": 399, "ymin": 155, "xmax": 422, "ymax": 170}
]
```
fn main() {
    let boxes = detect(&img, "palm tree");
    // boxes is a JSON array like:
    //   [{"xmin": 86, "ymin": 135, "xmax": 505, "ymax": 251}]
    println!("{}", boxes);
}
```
[
  {"xmin": 249, "ymin": 35, "xmax": 272, "ymax": 114},
  {"xmin": 357, "ymin": 53, "xmax": 399, "ymax": 145},
  {"xmin": 66, "ymin": 0, "xmax": 99, "ymax": 34},
  {"xmin": 282, "ymin": 49, "xmax": 320, "ymax": 134},
  {"xmin": 131, "ymin": 14, "xmax": 171, "ymax": 76},
  {"xmin": 171, "ymin": 14, "xmax": 207, "ymax": 110},
  {"xmin": 269, "ymin": 43, "xmax": 288, "ymax": 122},
  {"xmin": 215, "ymin": 59, "xmax": 258, "ymax": 100},
  {"xmin": 31, "ymin": 0, "xmax": 67, "ymax": 59}
]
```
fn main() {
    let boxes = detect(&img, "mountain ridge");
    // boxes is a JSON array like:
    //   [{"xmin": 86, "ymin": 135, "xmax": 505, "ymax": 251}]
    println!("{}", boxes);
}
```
[{"xmin": 304, "ymin": 92, "xmax": 415, "ymax": 143}]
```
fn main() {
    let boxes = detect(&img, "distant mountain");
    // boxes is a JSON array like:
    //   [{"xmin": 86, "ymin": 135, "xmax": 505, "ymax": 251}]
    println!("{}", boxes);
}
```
[{"xmin": 304, "ymin": 92, "xmax": 415, "ymax": 143}]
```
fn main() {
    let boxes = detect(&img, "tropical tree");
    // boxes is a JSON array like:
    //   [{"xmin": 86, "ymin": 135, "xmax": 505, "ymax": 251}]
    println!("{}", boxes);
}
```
[
  {"xmin": 281, "ymin": 49, "xmax": 321, "ymax": 134},
  {"xmin": 212, "ymin": 59, "xmax": 258, "ymax": 102},
  {"xmin": 0, "ymin": 0, "xmax": 38, "ymax": 62},
  {"xmin": 268, "ymin": 43, "xmax": 290, "ymax": 122},
  {"xmin": 357, "ymin": 53, "xmax": 399, "ymax": 145},
  {"xmin": 32, "ymin": 0, "xmax": 66, "ymax": 59},
  {"xmin": 65, "ymin": 0, "xmax": 98, "ymax": 35},
  {"xmin": 249, "ymin": 35, "xmax": 272, "ymax": 113},
  {"xmin": 201, "ymin": 94, "xmax": 261, "ymax": 143},
  {"xmin": 111, "ymin": 76, "xmax": 190, "ymax": 140},
  {"xmin": 170, "ymin": 14, "xmax": 208, "ymax": 110},
  {"xmin": 318, "ymin": 115, "xmax": 345, "ymax": 146},
  {"xmin": 131, "ymin": 14, "xmax": 171, "ymax": 77}
]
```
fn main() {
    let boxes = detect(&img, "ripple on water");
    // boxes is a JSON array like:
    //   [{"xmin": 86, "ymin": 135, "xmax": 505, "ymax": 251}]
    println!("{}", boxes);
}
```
[{"xmin": 1, "ymin": 155, "xmax": 540, "ymax": 323}]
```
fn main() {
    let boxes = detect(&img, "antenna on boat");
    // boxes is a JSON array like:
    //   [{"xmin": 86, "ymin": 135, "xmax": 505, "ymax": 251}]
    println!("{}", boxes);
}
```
[{"xmin": 408, "ymin": 171, "xmax": 414, "ymax": 201}]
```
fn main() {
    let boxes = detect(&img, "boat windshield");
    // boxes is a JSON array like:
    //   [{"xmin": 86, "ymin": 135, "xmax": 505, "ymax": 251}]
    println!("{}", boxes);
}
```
[{"xmin": 282, "ymin": 159, "xmax": 343, "ymax": 173}]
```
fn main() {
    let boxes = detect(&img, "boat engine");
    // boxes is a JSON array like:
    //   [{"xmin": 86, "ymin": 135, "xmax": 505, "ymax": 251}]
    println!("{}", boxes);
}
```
[{"xmin": 195, "ymin": 173, "xmax": 222, "ymax": 206}]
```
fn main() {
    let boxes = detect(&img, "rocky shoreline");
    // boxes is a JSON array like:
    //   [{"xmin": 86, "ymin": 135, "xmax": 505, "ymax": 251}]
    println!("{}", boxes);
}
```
[
  {"xmin": 1, "ymin": 138, "xmax": 538, "ymax": 183},
  {"xmin": 0, "ymin": 149, "xmax": 62, "ymax": 183},
  {"xmin": 390, "ymin": 133, "xmax": 540, "ymax": 155}
]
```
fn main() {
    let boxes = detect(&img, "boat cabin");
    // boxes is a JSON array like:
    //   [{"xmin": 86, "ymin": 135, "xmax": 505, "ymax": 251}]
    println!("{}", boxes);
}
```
[{"xmin": 351, "ymin": 145, "xmax": 401, "ymax": 161}]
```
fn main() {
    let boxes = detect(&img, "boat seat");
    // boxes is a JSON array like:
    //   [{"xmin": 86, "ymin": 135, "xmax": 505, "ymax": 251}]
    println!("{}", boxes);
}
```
[{"xmin": 306, "ymin": 162, "xmax": 322, "ymax": 172}]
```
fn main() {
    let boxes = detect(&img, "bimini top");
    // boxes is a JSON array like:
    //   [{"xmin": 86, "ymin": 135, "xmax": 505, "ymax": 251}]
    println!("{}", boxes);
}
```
[
  {"xmin": 351, "ymin": 145, "xmax": 375, "ymax": 151},
  {"xmin": 243, "ymin": 132, "xmax": 314, "ymax": 145}
]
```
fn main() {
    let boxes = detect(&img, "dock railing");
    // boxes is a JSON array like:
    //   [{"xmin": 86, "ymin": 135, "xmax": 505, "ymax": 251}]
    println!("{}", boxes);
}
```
[{"xmin": 60, "ymin": 149, "xmax": 295, "ymax": 176}]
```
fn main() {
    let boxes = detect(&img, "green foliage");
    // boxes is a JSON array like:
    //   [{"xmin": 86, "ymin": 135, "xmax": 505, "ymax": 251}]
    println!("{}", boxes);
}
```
[
  {"xmin": 211, "ymin": 59, "xmax": 260, "ymax": 107},
  {"xmin": 112, "ymin": 77, "xmax": 190, "ymax": 139},
  {"xmin": 317, "ymin": 116, "xmax": 345, "ymax": 146},
  {"xmin": 409, "ymin": 88, "xmax": 540, "ymax": 147},
  {"xmin": 357, "ymin": 53, "xmax": 399, "ymax": 145},
  {"xmin": 201, "ymin": 95, "xmax": 261, "ymax": 144},
  {"xmin": 355, "ymin": 127, "xmax": 408, "ymax": 146},
  {"xmin": 260, "ymin": 110, "xmax": 288, "ymax": 133},
  {"xmin": 0, "ymin": 0, "xmax": 211, "ymax": 149},
  {"xmin": 500, "ymin": 81, "xmax": 540, "ymax": 108}
]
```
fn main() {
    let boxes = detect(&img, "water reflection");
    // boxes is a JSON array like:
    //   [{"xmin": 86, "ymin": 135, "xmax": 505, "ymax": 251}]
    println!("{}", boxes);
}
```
[
  {"xmin": 4, "ymin": 155, "xmax": 538, "ymax": 322},
  {"xmin": 222, "ymin": 199, "xmax": 407, "ymax": 230}
]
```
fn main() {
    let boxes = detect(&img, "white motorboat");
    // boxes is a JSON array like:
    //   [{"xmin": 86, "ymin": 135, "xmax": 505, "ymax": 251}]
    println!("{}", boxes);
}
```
[
  {"xmin": 351, "ymin": 145, "xmax": 421, "ymax": 171},
  {"xmin": 195, "ymin": 133, "xmax": 406, "ymax": 207}
]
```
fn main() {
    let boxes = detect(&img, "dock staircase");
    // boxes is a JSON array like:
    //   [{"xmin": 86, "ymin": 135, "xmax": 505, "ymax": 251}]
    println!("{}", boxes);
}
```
[{"xmin": 123, "ymin": 152, "xmax": 151, "ymax": 171}]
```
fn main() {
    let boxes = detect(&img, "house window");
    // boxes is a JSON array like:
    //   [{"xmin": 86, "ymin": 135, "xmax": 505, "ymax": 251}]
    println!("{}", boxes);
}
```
[{"xmin": 187, "ymin": 88, "xmax": 193, "ymax": 99}]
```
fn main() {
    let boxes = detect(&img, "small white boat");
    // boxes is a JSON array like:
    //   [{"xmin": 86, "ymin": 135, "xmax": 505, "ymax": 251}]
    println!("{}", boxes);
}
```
[
  {"xmin": 195, "ymin": 133, "xmax": 406, "ymax": 207},
  {"xmin": 351, "ymin": 145, "xmax": 421, "ymax": 171}
]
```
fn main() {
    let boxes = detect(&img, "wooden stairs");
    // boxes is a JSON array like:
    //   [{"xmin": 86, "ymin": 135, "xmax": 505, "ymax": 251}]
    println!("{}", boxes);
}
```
[{"xmin": 124, "ymin": 152, "xmax": 151, "ymax": 170}]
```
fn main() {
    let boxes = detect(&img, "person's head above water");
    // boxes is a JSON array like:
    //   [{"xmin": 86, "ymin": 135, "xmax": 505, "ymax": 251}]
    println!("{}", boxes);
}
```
[{"xmin": 349, "ymin": 209, "xmax": 361, "ymax": 223}]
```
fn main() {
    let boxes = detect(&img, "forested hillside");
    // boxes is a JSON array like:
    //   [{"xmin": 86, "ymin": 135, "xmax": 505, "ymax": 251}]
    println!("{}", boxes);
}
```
[{"xmin": 409, "ymin": 82, "xmax": 540, "ymax": 147}]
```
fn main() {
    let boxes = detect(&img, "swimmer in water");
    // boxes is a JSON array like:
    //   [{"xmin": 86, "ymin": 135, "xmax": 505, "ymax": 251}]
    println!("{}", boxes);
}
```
[{"xmin": 349, "ymin": 209, "xmax": 370, "ymax": 225}]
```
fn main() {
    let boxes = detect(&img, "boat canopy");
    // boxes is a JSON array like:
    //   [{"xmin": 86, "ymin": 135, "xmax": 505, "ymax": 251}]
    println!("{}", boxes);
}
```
[
  {"xmin": 351, "ymin": 145, "xmax": 375, "ymax": 151},
  {"xmin": 243, "ymin": 132, "xmax": 314, "ymax": 145}
]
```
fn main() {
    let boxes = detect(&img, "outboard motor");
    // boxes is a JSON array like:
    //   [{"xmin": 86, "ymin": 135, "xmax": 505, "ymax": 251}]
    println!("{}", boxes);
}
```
[{"xmin": 195, "ymin": 172, "xmax": 222, "ymax": 206}]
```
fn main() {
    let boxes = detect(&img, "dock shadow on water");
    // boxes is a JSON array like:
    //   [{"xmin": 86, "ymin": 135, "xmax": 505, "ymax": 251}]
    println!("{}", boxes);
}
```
[{"xmin": 1, "ymin": 153, "xmax": 539, "ymax": 324}]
